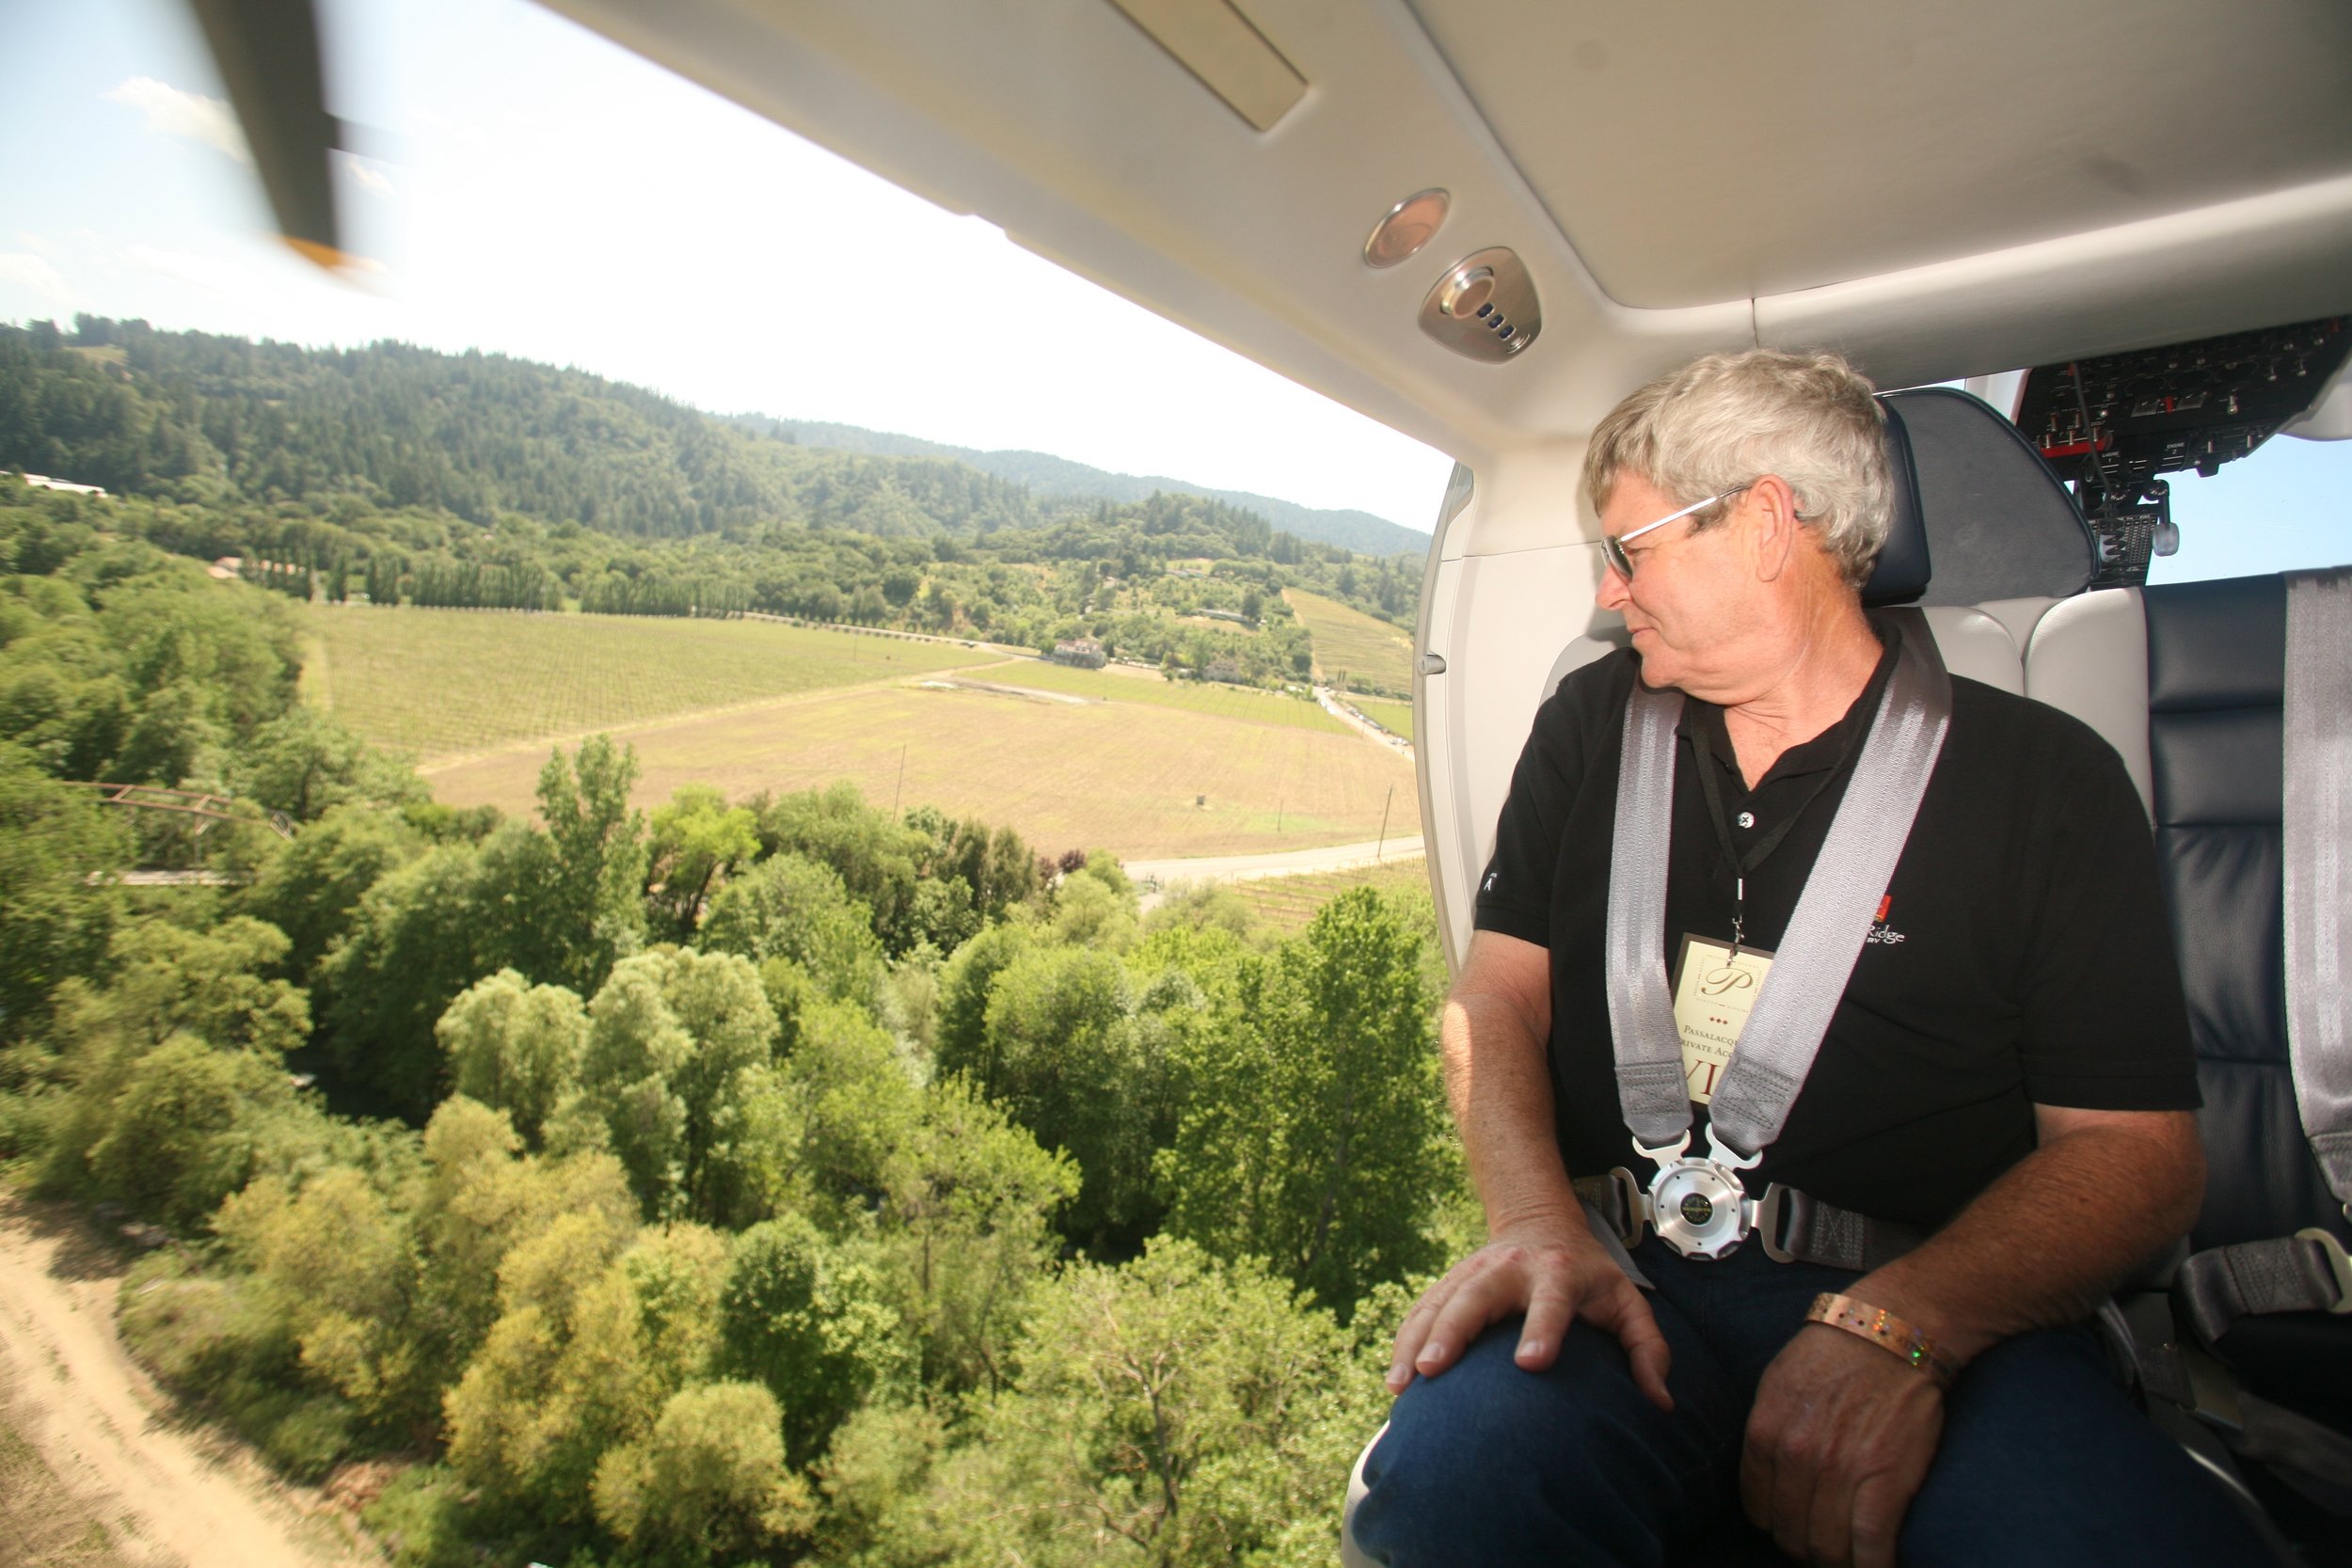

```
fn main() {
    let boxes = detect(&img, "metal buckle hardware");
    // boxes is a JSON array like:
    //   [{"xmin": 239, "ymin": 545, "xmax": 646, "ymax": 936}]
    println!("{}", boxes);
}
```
[
  {"xmin": 1602, "ymin": 1167, "xmax": 1646, "ymax": 1249},
  {"xmin": 1756, "ymin": 1182, "xmax": 1806, "ymax": 1264},
  {"xmin": 2296, "ymin": 1227, "xmax": 2352, "ymax": 1314},
  {"xmin": 1635, "ymin": 1130, "xmax": 1764, "ymax": 1260}
]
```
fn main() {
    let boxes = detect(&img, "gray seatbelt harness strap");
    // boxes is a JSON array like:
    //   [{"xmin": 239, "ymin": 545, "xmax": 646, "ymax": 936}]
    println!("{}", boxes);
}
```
[
  {"xmin": 2177, "ymin": 566, "xmax": 2352, "ymax": 1343},
  {"xmin": 2284, "ymin": 566, "xmax": 2352, "ymax": 1215},
  {"xmin": 1601, "ymin": 615, "xmax": 1950, "ymax": 1259}
]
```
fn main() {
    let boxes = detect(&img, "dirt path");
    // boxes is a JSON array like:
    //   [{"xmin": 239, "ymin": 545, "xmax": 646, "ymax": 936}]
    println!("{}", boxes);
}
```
[
  {"xmin": 1125, "ymin": 834, "xmax": 1425, "ymax": 889},
  {"xmin": 0, "ymin": 1196, "xmax": 384, "ymax": 1568}
]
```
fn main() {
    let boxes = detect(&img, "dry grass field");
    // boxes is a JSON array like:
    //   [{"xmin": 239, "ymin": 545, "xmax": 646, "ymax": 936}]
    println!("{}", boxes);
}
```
[
  {"xmin": 299, "ymin": 607, "xmax": 983, "ymax": 761},
  {"xmin": 1284, "ymin": 588, "xmax": 1415, "ymax": 694},
  {"xmin": 973, "ymin": 657, "xmax": 1352, "ymax": 735},
  {"xmin": 0, "ymin": 1415, "xmax": 136, "ymax": 1568},
  {"xmin": 423, "ymin": 677, "xmax": 1419, "ymax": 862}
]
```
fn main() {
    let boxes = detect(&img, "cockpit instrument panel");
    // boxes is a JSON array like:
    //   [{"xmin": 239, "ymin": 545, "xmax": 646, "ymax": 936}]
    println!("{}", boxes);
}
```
[{"xmin": 2017, "ymin": 317, "xmax": 2349, "ymax": 587}]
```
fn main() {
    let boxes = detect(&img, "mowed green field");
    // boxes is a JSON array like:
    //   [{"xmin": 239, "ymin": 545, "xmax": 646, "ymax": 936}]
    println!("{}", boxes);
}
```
[
  {"xmin": 969, "ymin": 657, "xmax": 1352, "ymax": 736},
  {"xmin": 423, "ymin": 679, "xmax": 1419, "ymax": 862},
  {"xmin": 300, "ymin": 607, "xmax": 983, "ymax": 760},
  {"xmin": 1229, "ymin": 855, "xmax": 1435, "ymax": 935},
  {"xmin": 1285, "ymin": 588, "xmax": 1415, "ymax": 694},
  {"xmin": 1345, "ymin": 693, "xmax": 1417, "ymax": 743}
]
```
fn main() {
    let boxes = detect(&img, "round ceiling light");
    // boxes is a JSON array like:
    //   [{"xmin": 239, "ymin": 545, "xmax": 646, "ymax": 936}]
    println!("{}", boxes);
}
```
[{"xmin": 1361, "ymin": 189, "xmax": 1450, "ymax": 270}]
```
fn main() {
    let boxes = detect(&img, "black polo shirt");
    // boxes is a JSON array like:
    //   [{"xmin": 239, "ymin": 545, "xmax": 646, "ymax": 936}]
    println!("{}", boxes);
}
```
[{"xmin": 1472, "ymin": 620, "xmax": 2199, "ymax": 1229}]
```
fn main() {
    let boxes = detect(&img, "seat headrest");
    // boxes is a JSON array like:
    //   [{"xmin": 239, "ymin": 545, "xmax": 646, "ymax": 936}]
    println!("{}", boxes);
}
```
[
  {"xmin": 1881, "ymin": 387, "xmax": 2091, "ymax": 605},
  {"xmin": 1861, "ymin": 398, "xmax": 1931, "ymax": 607}
]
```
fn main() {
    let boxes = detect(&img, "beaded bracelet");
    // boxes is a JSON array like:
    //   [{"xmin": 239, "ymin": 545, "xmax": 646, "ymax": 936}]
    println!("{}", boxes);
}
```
[{"xmin": 1804, "ymin": 1291, "xmax": 1958, "ymax": 1388}]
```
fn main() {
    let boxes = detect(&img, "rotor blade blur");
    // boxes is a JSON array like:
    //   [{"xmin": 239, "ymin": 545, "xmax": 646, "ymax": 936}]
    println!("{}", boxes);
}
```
[{"xmin": 184, "ymin": 0, "xmax": 345, "ymax": 268}]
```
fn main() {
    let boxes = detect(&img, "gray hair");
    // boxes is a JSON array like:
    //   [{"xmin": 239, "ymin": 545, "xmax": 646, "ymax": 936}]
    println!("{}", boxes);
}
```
[{"xmin": 1582, "ymin": 349, "xmax": 1892, "ymax": 588}]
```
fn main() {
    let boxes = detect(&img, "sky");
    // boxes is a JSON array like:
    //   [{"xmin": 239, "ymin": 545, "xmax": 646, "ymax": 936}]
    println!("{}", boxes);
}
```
[
  {"xmin": 0, "ymin": 0, "xmax": 1459, "ymax": 530},
  {"xmin": 1, "ymin": 0, "xmax": 2346, "ymax": 572}
]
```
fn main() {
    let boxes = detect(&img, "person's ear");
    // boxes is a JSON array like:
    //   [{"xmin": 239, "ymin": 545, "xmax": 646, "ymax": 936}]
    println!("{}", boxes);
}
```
[{"xmin": 1747, "ymin": 475, "xmax": 1803, "ymax": 583}]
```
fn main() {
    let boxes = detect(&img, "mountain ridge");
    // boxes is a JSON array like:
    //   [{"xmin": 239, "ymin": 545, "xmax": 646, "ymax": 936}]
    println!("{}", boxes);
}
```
[{"xmin": 735, "ymin": 416, "xmax": 1435, "ymax": 559}]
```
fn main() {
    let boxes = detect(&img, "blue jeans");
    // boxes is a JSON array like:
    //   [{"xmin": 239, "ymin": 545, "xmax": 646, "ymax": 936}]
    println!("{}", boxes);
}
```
[{"xmin": 1351, "ymin": 1239, "xmax": 2270, "ymax": 1567}]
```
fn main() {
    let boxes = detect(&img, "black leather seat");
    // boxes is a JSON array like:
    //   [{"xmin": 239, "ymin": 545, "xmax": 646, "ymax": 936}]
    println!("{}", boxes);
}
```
[{"xmin": 2149, "ymin": 575, "xmax": 2352, "ymax": 1431}]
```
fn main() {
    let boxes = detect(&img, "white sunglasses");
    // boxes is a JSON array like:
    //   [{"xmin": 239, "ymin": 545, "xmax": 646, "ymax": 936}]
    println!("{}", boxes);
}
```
[{"xmin": 1599, "ymin": 483, "xmax": 1753, "ymax": 578}]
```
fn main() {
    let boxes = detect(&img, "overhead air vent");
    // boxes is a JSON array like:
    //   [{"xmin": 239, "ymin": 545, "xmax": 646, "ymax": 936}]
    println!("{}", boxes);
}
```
[
  {"xmin": 1419, "ymin": 247, "xmax": 1540, "ymax": 363},
  {"xmin": 1102, "ymin": 0, "xmax": 1307, "ymax": 133}
]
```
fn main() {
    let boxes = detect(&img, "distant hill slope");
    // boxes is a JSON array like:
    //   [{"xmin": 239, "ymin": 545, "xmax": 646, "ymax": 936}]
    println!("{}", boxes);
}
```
[{"xmin": 743, "ymin": 417, "xmax": 1435, "ymax": 558}]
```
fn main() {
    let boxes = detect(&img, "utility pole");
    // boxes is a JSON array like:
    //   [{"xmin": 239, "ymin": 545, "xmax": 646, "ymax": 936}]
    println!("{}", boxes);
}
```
[
  {"xmin": 1375, "ymin": 783, "xmax": 1393, "ymax": 862},
  {"xmin": 893, "ymin": 741, "xmax": 908, "ymax": 818},
  {"xmin": 1276, "ymin": 798, "xmax": 1284, "ymax": 833}
]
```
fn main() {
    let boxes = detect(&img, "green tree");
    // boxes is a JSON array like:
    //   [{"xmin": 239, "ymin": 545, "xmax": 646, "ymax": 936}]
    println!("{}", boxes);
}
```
[
  {"xmin": 231, "ymin": 705, "xmax": 427, "ymax": 823},
  {"xmin": 932, "ymin": 919, "xmax": 1034, "ymax": 1081},
  {"xmin": 534, "ymin": 735, "xmax": 648, "ymax": 993},
  {"xmin": 411, "ymin": 1096, "xmax": 640, "ymax": 1373},
  {"xmin": 843, "ymin": 1240, "xmax": 1384, "ymax": 1568},
  {"xmin": 720, "ymin": 1214, "xmax": 910, "ymax": 1466},
  {"xmin": 445, "ymin": 1222, "xmax": 728, "ymax": 1528},
  {"xmin": 216, "ymin": 1165, "xmax": 428, "ymax": 1429},
  {"xmin": 573, "ymin": 948, "xmax": 778, "ymax": 1222},
  {"xmin": 52, "ymin": 915, "xmax": 310, "ymax": 1062},
  {"xmin": 1160, "ymin": 889, "xmax": 1448, "ymax": 1317},
  {"xmin": 85, "ymin": 1036, "xmax": 283, "ymax": 1228},
  {"xmin": 592, "ymin": 1381, "xmax": 815, "ymax": 1562},
  {"xmin": 242, "ymin": 802, "xmax": 421, "ymax": 982},
  {"xmin": 875, "ymin": 1076, "xmax": 1076, "ymax": 1395},
  {"xmin": 699, "ymin": 851, "xmax": 882, "ymax": 1004},
  {"xmin": 755, "ymin": 783, "xmax": 933, "ymax": 956},
  {"xmin": 437, "ymin": 970, "xmax": 588, "ymax": 1148},
  {"xmin": 973, "ymin": 944, "xmax": 1168, "ymax": 1253},
  {"xmin": 644, "ymin": 783, "xmax": 759, "ymax": 942},
  {"xmin": 320, "ymin": 842, "xmax": 496, "ymax": 1117},
  {"xmin": 0, "ymin": 745, "xmax": 125, "ymax": 1037}
]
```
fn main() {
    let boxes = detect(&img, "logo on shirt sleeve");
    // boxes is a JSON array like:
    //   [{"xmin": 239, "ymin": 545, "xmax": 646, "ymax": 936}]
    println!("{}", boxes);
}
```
[{"xmin": 1481, "ymin": 870, "xmax": 1501, "ymax": 895}]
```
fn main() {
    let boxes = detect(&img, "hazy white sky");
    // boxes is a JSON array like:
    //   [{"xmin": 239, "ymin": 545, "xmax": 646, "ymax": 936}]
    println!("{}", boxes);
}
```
[
  {"xmin": 0, "ymin": 0, "xmax": 1459, "ymax": 530},
  {"xmin": 1, "ymin": 0, "xmax": 2344, "ymax": 573}
]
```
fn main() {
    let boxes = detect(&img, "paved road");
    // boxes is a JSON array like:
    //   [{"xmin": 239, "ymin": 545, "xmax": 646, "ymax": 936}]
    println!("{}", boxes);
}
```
[
  {"xmin": 1125, "ymin": 834, "xmax": 1425, "ymax": 889},
  {"xmin": 1314, "ymin": 686, "xmax": 1413, "ymax": 754}
]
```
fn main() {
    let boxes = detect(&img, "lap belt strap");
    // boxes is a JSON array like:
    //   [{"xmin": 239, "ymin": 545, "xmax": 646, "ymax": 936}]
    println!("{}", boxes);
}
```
[
  {"xmin": 2177, "ymin": 1230, "xmax": 2352, "ymax": 1344},
  {"xmin": 2173, "ymin": 569, "xmax": 2352, "ymax": 1345},
  {"xmin": 1601, "ymin": 610, "xmax": 1949, "ymax": 1259}
]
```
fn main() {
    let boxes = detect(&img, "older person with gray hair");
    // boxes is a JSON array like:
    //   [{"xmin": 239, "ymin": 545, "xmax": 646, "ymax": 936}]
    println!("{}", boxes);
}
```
[{"xmin": 1349, "ymin": 350, "xmax": 2265, "ymax": 1567}]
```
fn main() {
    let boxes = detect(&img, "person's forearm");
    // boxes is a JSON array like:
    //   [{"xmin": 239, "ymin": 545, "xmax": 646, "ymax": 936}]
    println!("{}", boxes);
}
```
[
  {"xmin": 1442, "ymin": 981, "xmax": 1579, "ymax": 1234},
  {"xmin": 1848, "ymin": 1114, "xmax": 2202, "ymax": 1365}
]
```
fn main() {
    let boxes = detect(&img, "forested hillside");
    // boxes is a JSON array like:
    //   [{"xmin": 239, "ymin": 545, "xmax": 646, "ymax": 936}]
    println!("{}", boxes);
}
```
[
  {"xmin": 0, "ymin": 477, "xmax": 1461, "ymax": 1567},
  {"xmin": 0, "ymin": 317, "xmax": 1423, "ymax": 690},
  {"xmin": 759, "ymin": 417, "xmax": 1436, "ymax": 557}
]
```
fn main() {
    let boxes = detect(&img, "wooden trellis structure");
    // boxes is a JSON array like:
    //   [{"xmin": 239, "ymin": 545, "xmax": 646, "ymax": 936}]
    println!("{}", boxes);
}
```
[{"xmin": 61, "ymin": 782, "xmax": 295, "ymax": 842}]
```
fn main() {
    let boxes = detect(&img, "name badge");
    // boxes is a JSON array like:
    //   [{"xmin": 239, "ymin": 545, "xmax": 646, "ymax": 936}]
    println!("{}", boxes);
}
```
[{"xmin": 1671, "ymin": 934, "xmax": 1775, "ymax": 1104}]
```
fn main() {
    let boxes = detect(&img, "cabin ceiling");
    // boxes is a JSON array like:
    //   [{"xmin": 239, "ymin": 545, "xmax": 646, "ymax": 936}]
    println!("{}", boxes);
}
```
[
  {"xmin": 1411, "ymin": 0, "xmax": 2352, "ymax": 309},
  {"xmin": 542, "ymin": 0, "xmax": 2352, "ymax": 471}
]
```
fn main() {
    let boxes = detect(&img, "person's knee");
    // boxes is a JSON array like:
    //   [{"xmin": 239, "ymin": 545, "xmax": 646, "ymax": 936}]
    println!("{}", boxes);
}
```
[
  {"xmin": 1350, "ymin": 1318, "xmax": 1726, "ymax": 1567},
  {"xmin": 1900, "ymin": 1328, "xmax": 2271, "ymax": 1568}
]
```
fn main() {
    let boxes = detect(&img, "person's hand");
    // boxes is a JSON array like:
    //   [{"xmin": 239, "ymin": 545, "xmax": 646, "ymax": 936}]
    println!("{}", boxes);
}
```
[
  {"xmin": 1740, "ymin": 1323, "xmax": 1946, "ymax": 1568},
  {"xmin": 1385, "ymin": 1211, "xmax": 1672, "ymax": 1410}
]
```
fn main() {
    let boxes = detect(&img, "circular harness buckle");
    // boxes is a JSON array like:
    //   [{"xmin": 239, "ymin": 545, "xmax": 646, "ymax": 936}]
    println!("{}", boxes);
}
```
[{"xmin": 1633, "ymin": 1131, "xmax": 1763, "ymax": 1260}]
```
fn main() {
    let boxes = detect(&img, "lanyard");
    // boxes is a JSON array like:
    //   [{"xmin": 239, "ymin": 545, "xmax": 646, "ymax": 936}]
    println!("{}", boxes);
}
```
[{"xmin": 1689, "ymin": 695, "xmax": 1873, "ymax": 953}]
